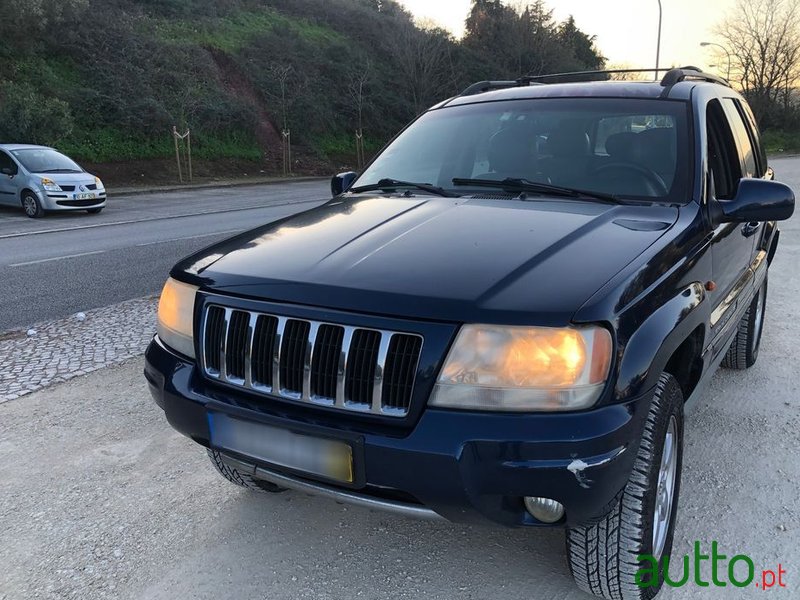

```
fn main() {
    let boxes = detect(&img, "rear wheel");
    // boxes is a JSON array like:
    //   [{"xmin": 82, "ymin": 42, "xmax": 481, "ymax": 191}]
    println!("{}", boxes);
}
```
[
  {"xmin": 86, "ymin": 207, "xmax": 103, "ymax": 215},
  {"xmin": 566, "ymin": 373, "xmax": 684, "ymax": 600},
  {"xmin": 207, "ymin": 448, "xmax": 287, "ymax": 493},
  {"xmin": 721, "ymin": 276, "xmax": 767, "ymax": 369},
  {"xmin": 22, "ymin": 192, "xmax": 44, "ymax": 218}
]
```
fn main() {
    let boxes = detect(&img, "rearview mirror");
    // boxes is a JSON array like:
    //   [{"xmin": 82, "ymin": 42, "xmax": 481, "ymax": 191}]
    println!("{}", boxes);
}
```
[
  {"xmin": 331, "ymin": 171, "xmax": 358, "ymax": 196},
  {"xmin": 713, "ymin": 178, "xmax": 795, "ymax": 224}
]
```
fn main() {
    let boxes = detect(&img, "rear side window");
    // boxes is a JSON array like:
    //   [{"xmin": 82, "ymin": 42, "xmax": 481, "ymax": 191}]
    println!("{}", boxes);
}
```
[
  {"xmin": 721, "ymin": 98, "xmax": 758, "ymax": 178},
  {"xmin": 737, "ymin": 100, "xmax": 768, "ymax": 175}
]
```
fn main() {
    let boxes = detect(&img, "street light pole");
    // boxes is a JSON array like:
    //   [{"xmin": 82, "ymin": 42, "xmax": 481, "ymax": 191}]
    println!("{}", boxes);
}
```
[
  {"xmin": 655, "ymin": 0, "xmax": 662, "ymax": 81},
  {"xmin": 700, "ymin": 41, "xmax": 732, "ymax": 80}
]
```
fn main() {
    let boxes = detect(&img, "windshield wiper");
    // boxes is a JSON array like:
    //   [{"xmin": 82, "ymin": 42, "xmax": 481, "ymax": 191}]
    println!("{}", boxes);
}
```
[
  {"xmin": 452, "ymin": 177, "xmax": 624, "ymax": 205},
  {"xmin": 38, "ymin": 169, "xmax": 82, "ymax": 173},
  {"xmin": 350, "ymin": 178, "xmax": 458, "ymax": 198}
]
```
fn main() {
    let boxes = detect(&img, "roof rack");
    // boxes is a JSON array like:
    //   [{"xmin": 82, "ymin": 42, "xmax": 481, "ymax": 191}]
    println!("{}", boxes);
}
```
[
  {"xmin": 459, "ymin": 78, "xmax": 543, "ymax": 97},
  {"xmin": 459, "ymin": 66, "xmax": 730, "ymax": 96}
]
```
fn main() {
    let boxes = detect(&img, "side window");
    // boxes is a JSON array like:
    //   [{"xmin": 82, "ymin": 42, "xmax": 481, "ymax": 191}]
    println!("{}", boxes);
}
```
[
  {"xmin": 737, "ymin": 100, "xmax": 768, "ymax": 176},
  {"xmin": 706, "ymin": 100, "xmax": 741, "ymax": 200},
  {"xmin": 721, "ymin": 98, "xmax": 757, "ymax": 178},
  {"xmin": 0, "ymin": 151, "xmax": 18, "ymax": 175}
]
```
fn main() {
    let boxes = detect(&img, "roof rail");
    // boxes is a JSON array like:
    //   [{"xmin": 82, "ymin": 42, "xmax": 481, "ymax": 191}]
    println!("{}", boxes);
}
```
[
  {"xmin": 659, "ymin": 66, "xmax": 730, "ymax": 87},
  {"xmin": 459, "ymin": 78, "xmax": 542, "ymax": 97},
  {"xmin": 459, "ymin": 66, "xmax": 730, "ymax": 98}
]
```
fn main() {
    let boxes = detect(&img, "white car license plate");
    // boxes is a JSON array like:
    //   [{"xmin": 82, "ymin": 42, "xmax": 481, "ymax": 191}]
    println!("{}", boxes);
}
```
[
  {"xmin": 75, "ymin": 192, "xmax": 95, "ymax": 200},
  {"xmin": 209, "ymin": 413, "xmax": 354, "ymax": 483}
]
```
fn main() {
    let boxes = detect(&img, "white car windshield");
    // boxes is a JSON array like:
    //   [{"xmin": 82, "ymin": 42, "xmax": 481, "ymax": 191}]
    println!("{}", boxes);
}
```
[{"xmin": 11, "ymin": 148, "xmax": 83, "ymax": 174}]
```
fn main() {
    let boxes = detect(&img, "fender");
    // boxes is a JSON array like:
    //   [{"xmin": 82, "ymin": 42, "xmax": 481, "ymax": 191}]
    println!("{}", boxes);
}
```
[{"xmin": 614, "ymin": 282, "xmax": 706, "ymax": 401}]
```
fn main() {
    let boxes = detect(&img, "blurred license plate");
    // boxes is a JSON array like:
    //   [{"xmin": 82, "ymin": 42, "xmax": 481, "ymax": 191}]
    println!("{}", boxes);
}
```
[
  {"xmin": 209, "ymin": 413, "xmax": 353, "ymax": 483},
  {"xmin": 75, "ymin": 192, "xmax": 95, "ymax": 200}
]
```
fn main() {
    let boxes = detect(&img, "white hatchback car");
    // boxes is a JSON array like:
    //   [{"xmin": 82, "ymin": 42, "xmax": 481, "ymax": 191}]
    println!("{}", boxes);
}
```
[{"xmin": 0, "ymin": 144, "xmax": 107, "ymax": 218}]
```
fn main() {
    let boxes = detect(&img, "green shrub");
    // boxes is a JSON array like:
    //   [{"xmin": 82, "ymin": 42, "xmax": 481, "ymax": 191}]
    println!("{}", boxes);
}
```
[{"xmin": 0, "ymin": 81, "xmax": 74, "ymax": 145}]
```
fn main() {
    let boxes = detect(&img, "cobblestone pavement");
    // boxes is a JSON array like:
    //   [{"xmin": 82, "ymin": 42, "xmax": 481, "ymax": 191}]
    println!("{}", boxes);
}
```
[{"xmin": 0, "ymin": 296, "xmax": 157, "ymax": 403}]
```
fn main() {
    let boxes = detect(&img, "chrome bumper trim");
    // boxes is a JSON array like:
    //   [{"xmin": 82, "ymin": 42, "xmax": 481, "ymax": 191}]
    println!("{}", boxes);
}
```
[{"xmin": 219, "ymin": 452, "xmax": 444, "ymax": 521}]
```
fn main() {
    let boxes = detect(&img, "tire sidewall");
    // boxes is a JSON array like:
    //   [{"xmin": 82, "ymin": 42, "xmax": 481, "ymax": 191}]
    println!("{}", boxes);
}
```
[
  {"xmin": 633, "ymin": 376, "xmax": 684, "ymax": 596},
  {"xmin": 748, "ymin": 277, "xmax": 768, "ymax": 365}
]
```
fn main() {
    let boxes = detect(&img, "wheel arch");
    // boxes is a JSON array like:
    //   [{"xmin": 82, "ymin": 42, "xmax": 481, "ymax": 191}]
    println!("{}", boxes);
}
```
[{"xmin": 614, "ymin": 282, "xmax": 707, "ymax": 401}]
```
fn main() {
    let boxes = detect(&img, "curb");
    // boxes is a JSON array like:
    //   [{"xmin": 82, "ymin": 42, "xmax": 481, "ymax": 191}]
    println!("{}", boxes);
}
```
[{"xmin": 111, "ymin": 176, "xmax": 328, "ymax": 197}]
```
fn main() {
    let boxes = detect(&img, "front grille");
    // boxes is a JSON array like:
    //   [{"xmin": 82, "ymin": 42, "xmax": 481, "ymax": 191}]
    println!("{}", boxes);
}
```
[
  {"xmin": 200, "ymin": 305, "xmax": 423, "ymax": 418},
  {"xmin": 55, "ymin": 199, "xmax": 104, "ymax": 207},
  {"xmin": 60, "ymin": 185, "xmax": 76, "ymax": 192}
]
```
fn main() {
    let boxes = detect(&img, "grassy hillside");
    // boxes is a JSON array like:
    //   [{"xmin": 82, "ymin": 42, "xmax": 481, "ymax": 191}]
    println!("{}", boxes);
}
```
[{"xmin": 0, "ymin": 0, "xmax": 605, "ymax": 182}]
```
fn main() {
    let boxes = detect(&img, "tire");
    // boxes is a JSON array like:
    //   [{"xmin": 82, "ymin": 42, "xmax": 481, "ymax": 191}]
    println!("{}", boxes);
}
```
[
  {"xmin": 566, "ymin": 373, "xmax": 684, "ymax": 600},
  {"xmin": 22, "ymin": 192, "xmax": 44, "ymax": 218},
  {"xmin": 86, "ymin": 207, "xmax": 103, "ymax": 214},
  {"xmin": 721, "ymin": 276, "xmax": 767, "ymax": 370},
  {"xmin": 206, "ymin": 448, "xmax": 287, "ymax": 493}
]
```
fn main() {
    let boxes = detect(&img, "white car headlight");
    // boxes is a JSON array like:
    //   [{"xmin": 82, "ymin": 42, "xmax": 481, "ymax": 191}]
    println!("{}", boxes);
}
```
[
  {"xmin": 41, "ymin": 177, "xmax": 62, "ymax": 192},
  {"xmin": 157, "ymin": 277, "xmax": 199, "ymax": 358},
  {"xmin": 95, "ymin": 176, "xmax": 105, "ymax": 190},
  {"xmin": 429, "ymin": 324, "xmax": 613, "ymax": 412}
]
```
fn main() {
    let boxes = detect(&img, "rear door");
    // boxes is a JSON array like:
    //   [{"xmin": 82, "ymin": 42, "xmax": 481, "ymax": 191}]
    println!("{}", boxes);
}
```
[
  {"xmin": 706, "ymin": 98, "xmax": 756, "ymax": 353},
  {"xmin": 0, "ymin": 150, "xmax": 19, "ymax": 206}
]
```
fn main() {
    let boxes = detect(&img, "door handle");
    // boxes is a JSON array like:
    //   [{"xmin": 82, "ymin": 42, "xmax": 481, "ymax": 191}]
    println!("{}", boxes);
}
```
[{"xmin": 741, "ymin": 222, "xmax": 761, "ymax": 237}]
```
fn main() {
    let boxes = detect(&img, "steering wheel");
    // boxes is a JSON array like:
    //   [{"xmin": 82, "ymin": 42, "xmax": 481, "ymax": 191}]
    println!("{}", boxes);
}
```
[{"xmin": 589, "ymin": 162, "xmax": 668, "ymax": 196}]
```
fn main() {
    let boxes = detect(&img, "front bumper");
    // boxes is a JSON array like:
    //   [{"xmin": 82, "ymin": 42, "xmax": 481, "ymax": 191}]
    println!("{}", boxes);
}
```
[
  {"xmin": 145, "ymin": 336, "xmax": 652, "ymax": 528},
  {"xmin": 38, "ymin": 188, "xmax": 106, "ymax": 211}
]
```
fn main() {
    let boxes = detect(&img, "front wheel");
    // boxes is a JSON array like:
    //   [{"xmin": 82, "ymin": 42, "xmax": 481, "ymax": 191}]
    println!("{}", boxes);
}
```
[
  {"xmin": 22, "ymin": 192, "xmax": 44, "ymax": 218},
  {"xmin": 206, "ymin": 448, "xmax": 287, "ymax": 493},
  {"xmin": 566, "ymin": 372, "xmax": 684, "ymax": 600}
]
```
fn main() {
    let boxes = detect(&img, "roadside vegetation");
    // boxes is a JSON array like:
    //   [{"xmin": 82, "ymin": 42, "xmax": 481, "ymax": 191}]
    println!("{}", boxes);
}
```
[{"xmin": 0, "ymin": 0, "xmax": 603, "ymax": 181}]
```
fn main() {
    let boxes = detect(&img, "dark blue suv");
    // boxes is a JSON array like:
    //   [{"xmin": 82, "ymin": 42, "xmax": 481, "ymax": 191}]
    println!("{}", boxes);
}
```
[{"xmin": 145, "ymin": 67, "xmax": 794, "ymax": 599}]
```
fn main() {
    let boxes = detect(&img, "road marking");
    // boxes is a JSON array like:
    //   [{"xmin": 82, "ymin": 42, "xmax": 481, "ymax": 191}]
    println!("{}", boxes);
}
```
[
  {"xmin": 9, "ymin": 250, "xmax": 106, "ymax": 267},
  {"xmin": 0, "ymin": 198, "xmax": 325, "ymax": 240},
  {"xmin": 135, "ymin": 229, "xmax": 242, "ymax": 247}
]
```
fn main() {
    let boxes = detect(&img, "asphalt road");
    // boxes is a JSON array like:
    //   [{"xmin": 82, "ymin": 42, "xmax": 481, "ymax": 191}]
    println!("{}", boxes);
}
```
[{"xmin": 0, "ymin": 180, "xmax": 329, "ymax": 330}]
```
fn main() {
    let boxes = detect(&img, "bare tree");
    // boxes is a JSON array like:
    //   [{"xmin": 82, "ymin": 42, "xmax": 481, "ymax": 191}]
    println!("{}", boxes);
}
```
[
  {"xmin": 268, "ymin": 64, "xmax": 295, "ymax": 132},
  {"xmin": 348, "ymin": 58, "xmax": 372, "ymax": 134},
  {"xmin": 390, "ymin": 21, "xmax": 457, "ymax": 115},
  {"xmin": 715, "ymin": 0, "xmax": 800, "ymax": 122}
]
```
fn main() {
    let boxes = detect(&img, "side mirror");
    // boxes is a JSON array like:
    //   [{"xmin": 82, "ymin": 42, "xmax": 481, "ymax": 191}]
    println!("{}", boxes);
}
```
[
  {"xmin": 713, "ymin": 178, "xmax": 795, "ymax": 224},
  {"xmin": 0, "ymin": 167, "xmax": 13, "ymax": 176},
  {"xmin": 331, "ymin": 171, "xmax": 358, "ymax": 196}
]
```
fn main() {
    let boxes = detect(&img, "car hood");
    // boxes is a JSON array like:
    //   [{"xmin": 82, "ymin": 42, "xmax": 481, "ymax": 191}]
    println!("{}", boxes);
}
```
[
  {"xmin": 29, "ymin": 172, "xmax": 96, "ymax": 185},
  {"xmin": 176, "ymin": 194, "xmax": 679, "ymax": 325}
]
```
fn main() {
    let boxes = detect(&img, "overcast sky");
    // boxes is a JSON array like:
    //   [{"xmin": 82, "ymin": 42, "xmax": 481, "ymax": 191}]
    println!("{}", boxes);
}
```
[{"xmin": 397, "ymin": 0, "xmax": 738, "ymax": 75}]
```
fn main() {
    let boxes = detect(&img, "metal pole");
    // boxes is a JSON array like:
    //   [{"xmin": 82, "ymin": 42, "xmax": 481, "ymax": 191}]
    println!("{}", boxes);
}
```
[
  {"xmin": 655, "ymin": 0, "xmax": 662, "ymax": 81},
  {"xmin": 187, "ymin": 130, "xmax": 192, "ymax": 183}
]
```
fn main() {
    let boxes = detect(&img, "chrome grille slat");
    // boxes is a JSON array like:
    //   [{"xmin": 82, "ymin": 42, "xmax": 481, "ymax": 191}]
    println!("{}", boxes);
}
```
[{"xmin": 200, "ymin": 304, "xmax": 422, "ymax": 418}]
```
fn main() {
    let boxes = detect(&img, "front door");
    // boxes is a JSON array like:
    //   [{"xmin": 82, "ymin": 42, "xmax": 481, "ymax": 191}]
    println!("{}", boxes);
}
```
[
  {"xmin": 0, "ymin": 150, "xmax": 19, "ymax": 207},
  {"xmin": 706, "ymin": 99, "xmax": 757, "ymax": 355}
]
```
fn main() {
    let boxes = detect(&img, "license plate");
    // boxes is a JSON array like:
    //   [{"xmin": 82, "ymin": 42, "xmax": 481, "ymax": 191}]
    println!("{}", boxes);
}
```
[
  {"xmin": 209, "ymin": 413, "xmax": 354, "ymax": 483},
  {"xmin": 74, "ymin": 192, "xmax": 95, "ymax": 200}
]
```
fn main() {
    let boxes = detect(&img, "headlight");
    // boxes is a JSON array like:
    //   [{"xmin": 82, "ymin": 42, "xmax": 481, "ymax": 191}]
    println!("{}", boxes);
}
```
[
  {"xmin": 95, "ymin": 176, "xmax": 105, "ymax": 189},
  {"xmin": 429, "ymin": 324, "xmax": 612, "ymax": 412},
  {"xmin": 41, "ymin": 177, "xmax": 62, "ymax": 192},
  {"xmin": 157, "ymin": 277, "xmax": 199, "ymax": 358}
]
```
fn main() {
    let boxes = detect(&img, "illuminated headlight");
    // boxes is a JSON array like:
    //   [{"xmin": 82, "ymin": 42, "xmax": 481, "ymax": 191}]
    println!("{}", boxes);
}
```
[
  {"xmin": 157, "ymin": 277, "xmax": 199, "ymax": 358},
  {"xmin": 94, "ymin": 176, "xmax": 105, "ymax": 190},
  {"xmin": 41, "ymin": 177, "xmax": 62, "ymax": 192},
  {"xmin": 429, "ymin": 324, "xmax": 612, "ymax": 412}
]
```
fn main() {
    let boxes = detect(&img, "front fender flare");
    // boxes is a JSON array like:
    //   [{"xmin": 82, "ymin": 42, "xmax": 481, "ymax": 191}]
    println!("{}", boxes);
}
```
[{"xmin": 614, "ymin": 282, "xmax": 706, "ymax": 400}]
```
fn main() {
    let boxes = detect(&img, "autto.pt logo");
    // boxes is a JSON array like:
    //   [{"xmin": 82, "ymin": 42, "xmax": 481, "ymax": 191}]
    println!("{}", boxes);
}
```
[{"xmin": 637, "ymin": 541, "xmax": 788, "ymax": 590}]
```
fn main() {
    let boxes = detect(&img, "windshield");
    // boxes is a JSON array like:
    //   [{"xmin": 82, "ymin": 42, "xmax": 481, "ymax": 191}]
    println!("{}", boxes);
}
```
[
  {"xmin": 356, "ymin": 98, "xmax": 690, "ymax": 202},
  {"xmin": 10, "ymin": 148, "xmax": 82, "ymax": 173}
]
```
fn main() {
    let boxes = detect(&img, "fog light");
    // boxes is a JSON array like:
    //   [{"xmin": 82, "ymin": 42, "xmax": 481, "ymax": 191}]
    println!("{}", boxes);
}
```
[{"xmin": 524, "ymin": 496, "xmax": 565, "ymax": 523}]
